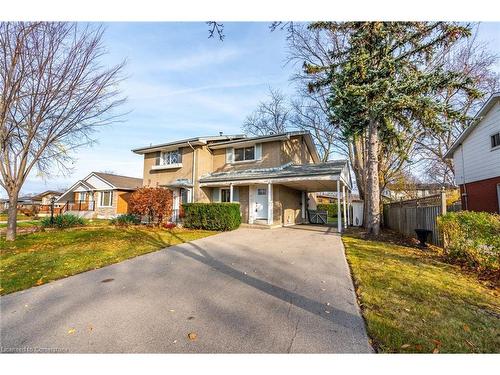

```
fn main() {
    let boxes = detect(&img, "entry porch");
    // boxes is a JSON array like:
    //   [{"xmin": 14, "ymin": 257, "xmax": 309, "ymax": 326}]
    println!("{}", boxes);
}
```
[{"xmin": 199, "ymin": 161, "xmax": 354, "ymax": 232}]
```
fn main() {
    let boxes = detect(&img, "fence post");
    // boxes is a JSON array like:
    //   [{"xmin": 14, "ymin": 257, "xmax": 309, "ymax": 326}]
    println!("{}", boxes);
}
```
[
  {"xmin": 440, "ymin": 187, "xmax": 447, "ymax": 248},
  {"xmin": 440, "ymin": 187, "xmax": 447, "ymax": 216}
]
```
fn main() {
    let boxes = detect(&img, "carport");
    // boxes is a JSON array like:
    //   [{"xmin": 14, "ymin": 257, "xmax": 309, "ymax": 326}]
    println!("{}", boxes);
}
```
[{"xmin": 199, "ymin": 160, "xmax": 353, "ymax": 232}]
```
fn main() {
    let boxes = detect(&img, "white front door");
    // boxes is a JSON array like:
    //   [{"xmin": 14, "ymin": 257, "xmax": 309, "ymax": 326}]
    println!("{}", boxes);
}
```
[{"xmin": 255, "ymin": 185, "xmax": 268, "ymax": 219}]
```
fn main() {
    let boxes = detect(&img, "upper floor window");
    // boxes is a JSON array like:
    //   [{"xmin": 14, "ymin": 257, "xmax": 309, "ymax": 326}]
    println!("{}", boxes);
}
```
[
  {"xmin": 160, "ymin": 150, "xmax": 181, "ymax": 165},
  {"xmin": 234, "ymin": 146, "xmax": 255, "ymax": 162},
  {"xmin": 491, "ymin": 132, "xmax": 500, "ymax": 149}
]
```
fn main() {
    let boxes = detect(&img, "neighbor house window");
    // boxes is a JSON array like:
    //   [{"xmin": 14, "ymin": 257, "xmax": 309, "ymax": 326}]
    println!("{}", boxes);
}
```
[
  {"xmin": 160, "ymin": 150, "xmax": 181, "ymax": 165},
  {"xmin": 78, "ymin": 192, "xmax": 86, "ymax": 201},
  {"xmin": 100, "ymin": 191, "xmax": 113, "ymax": 207},
  {"xmin": 491, "ymin": 132, "xmax": 500, "ymax": 148},
  {"xmin": 234, "ymin": 146, "xmax": 255, "ymax": 162}
]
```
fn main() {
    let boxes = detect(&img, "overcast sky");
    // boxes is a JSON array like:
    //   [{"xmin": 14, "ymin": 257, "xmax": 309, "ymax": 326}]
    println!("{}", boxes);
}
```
[{"xmin": 3, "ymin": 22, "xmax": 499, "ymax": 198}]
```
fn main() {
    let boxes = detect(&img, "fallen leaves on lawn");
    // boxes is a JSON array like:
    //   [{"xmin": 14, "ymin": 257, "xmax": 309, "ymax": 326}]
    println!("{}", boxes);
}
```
[
  {"xmin": 415, "ymin": 344, "xmax": 423, "ymax": 351},
  {"xmin": 36, "ymin": 279, "xmax": 44, "ymax": 285},
  {"xmin": 432, "ymin": 348, "xmax": 440, "ymax": 354},
  {"xmin": 463, "ymin": 324, "xmax": 470, "ymax": 332},
  {"xmin": 187, "ymin": 332, "xmax": 197, "ymax": 341},
  {"xmin": 400, "ymin": 344, "xmax": 411, "ymax": 349},
  {"xmin": 324, "ymin": 310, "xmax": 331, "ymax": 314},
  {"xmin": 465, "ymin": 340, "xmax": 476, "ymax": 348}
]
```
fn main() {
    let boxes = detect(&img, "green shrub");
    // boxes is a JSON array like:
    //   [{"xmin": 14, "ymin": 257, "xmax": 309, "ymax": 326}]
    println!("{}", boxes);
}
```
[
  {"xmin": 317, "ymin": 203, "xmax": 343, "ymax": 218},
  {"xmin": 110, "ymin": 214, "xmax": 141, "ymax": 226},
  {"xmin": 183, "ymin": 203, "xmax": 241, "ymax": 231},
  {"xmin": 438, "ymin": 211, "xmax": 500, "ymax": 274},
  {"xmin": 40, "ymin": 213, "xmax": 86, "ymax": 229}
]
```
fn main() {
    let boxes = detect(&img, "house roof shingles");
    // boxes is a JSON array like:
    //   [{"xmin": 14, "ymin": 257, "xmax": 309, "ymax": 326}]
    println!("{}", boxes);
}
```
[
  {"xmin": 199, "ymin": 160, "xmax": 348, "ymax": 183},
  {"xmin": 93, "ymin": 172, "xmax": 143, "ymax": 190}
]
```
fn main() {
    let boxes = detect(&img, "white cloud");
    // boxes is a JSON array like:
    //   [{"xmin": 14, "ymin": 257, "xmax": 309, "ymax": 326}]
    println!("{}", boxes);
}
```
[{"xmin": 138, "ymin": 47, "xmax": 243, "ymax": 73}]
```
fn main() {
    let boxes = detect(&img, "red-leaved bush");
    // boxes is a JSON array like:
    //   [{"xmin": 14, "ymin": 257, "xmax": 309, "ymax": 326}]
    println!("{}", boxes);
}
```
[{"xmin": 129, "ymin": 187, "xmax": 173, "ymax": 226}]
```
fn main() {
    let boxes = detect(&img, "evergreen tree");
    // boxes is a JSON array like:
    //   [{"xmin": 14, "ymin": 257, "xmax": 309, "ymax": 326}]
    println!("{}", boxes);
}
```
[{"xmin": 305, "ymin": 22, "xmax": 478, "ymax": 235}]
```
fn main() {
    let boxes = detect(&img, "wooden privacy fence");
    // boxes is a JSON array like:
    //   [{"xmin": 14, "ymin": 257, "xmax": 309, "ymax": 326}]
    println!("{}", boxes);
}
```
[{"xmin": 383, "ymin": 191, "xmax": 461, "ymax": 247}]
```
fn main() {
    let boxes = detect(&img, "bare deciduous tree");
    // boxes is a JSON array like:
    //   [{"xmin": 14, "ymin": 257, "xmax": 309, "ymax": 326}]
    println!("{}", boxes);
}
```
[
  {"xmin": 290, "ymin": 87, "xmax": 348, "ymax": 162},
  {"xmin": 0, "ymin": 22, "xmax": 126, "ymax": 240},
  {"xmin": 415, "ymin": 26, "xmax": 500, "ymax": 185},
  {"xmin": 242, "ymin": 87, "xmax": 290, "ymax": 136}
]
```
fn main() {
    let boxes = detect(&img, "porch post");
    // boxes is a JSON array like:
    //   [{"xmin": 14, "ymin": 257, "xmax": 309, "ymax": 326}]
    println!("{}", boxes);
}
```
[
  {"xmin": 229, "ymin": 183, "xmax": 233, "ymax": 202},
  {"xmin": 342, "ymin": 184, "xmax": 347, "ymax": 229},
  {"xmin": 267, "ymin": 182, "xmax": 273, "ymax": 225},
  {"xmin": 301, "ymin": 191, "xmax": 306, "ymax": 221},
  {"xmin": 347, "ymin": 190, "xmax": 351, "ymax": 226},
  {"xmin": 337, "ymin": 181, "xmax": 342, "ymax": 233}
]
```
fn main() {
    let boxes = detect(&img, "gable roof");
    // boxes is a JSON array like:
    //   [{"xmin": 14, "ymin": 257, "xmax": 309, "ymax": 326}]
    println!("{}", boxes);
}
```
[
  {"xmin": 56, "ymin": 172, "xmax": 142, "ymax": 203},
  {"xmin": 131, "ymin": 134, "xmax": 246, "ymax": 154},
  {"xmin": 444, "ymin": 92, "xmax": 500, "ymax": 159},
  {"xmin": 92, "ymin": 172, "xmax": 143, "ymax": 190},
  {"xmin": 31, "ymin": 190, "xmax": 64, "ymax": 201}
]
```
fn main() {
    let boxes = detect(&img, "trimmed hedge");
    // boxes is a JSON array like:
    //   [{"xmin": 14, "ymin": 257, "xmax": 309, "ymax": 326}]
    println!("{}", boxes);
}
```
[
  {"xmin": 183, "ymin": 203, "xmax": 241, "ymax": 231},
  {"xmin": 438, "ymin": 211, "xmax": 500, "ymax": 275},
  {"xmin": 317, "ymin": 203, "xmax": 343, "ymax": 218},
  {"xmin": 40, "ymin": 213, "xmax": 86, "ymax": 229}
]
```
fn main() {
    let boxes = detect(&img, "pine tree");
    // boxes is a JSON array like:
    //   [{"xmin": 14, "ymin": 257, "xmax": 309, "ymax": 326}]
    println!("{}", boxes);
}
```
[{"xmin": 305, "ymin": 22, "xmax": 479, "ymax": 235}]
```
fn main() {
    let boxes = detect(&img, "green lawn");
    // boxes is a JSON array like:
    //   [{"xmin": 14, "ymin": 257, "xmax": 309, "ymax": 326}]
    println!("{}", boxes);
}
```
[
  {"xmin": 0, "ymin": 227, "xmax": 216, "ymax": 295},
  {"xmin": 0, "ymin": 220, "xmax": 40, "ymax": 229},
  {"xmin": 0, "ymin": 214, "xmax": 33, "ymax": 221},
  {"xmin": 342, "ymin": 231, "xmax": 500, "ymax": 353}
]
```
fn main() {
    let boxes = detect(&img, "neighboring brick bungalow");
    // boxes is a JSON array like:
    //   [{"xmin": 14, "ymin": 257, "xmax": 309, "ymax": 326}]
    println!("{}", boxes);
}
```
[
  {"xmin": 56, "ymin": 172, "xmax": 143, "ymax": 219},
  {"xmin": 444, "ymin": 92, "xmax": 500, "ymax": 213}
]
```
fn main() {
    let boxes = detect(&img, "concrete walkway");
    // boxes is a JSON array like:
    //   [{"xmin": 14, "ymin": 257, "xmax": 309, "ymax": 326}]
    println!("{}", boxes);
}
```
[{"xmin": 0, "ymin": 225, "xmax": 372, "ymax": 353}]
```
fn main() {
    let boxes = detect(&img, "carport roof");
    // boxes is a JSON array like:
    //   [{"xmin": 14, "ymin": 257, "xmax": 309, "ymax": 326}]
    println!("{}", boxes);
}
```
[{"xmin": 199, "ymin": 160, "xmax": 351, "ymax": 190}]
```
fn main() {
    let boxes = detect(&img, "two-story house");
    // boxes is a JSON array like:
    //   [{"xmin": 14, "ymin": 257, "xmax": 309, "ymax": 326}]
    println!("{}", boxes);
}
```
[
  {"xmin": 445, "ymin": 92, "xmax": 500, "ymax": 213},
  {"xmin": 132, "ymin": 131, "xmax": 353, "ymax": 230}
]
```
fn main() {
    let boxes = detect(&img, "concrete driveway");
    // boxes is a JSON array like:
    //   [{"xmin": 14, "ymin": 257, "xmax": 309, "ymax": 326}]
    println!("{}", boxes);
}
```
[{"xmin": 0, "ymin": 225, "xmax": 372, "ymax": 353}]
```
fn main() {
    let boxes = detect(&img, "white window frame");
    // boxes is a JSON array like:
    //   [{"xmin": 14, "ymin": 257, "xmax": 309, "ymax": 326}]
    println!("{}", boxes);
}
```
[{"xmin": 99, "ymin": 190, "xmax": 113, "ymax": 207}]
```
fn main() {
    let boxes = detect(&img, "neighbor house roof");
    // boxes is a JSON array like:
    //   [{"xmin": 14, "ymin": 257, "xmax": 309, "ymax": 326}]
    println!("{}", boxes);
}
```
[
  {"xmin": 31, "ymin": 190, "xmax": 63, "ymax": 201},
  {"xmin": 199, "ymin": 160, "xmax": 349, "ymax": 184},
  {"xmin": 93, "ymin": 172, "xmax": 143, "ymax": 190},
  {"xmin": 444, "ymin": 92, "xmax": 500, "ymax": 159},
  {"xmin": 131, "ymin": 134, "xmax": 246, "ymax": 154},
  {"xmin": 56, "ymin": 172, "xmax": 142, "ymax": 203}
]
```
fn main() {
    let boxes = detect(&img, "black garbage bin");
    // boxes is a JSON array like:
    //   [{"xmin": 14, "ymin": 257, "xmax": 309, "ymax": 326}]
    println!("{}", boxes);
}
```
[{"xmin": 415, "ymin": 229, "xmax": 432, "ymax": 247}]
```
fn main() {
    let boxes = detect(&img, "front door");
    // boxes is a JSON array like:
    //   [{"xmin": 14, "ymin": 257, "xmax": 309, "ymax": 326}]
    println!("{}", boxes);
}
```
[{"xmin": 255, "ymin": 185, "xmax": 268, "ymax": 219}]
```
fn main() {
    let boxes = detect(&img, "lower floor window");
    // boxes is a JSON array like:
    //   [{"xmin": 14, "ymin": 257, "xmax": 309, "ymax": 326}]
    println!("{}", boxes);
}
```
[
  {"xmin": 180, "ymin": 188, "xmax": 189, "ymax": 204},
  {"xmin": 221, "ymin": 188, "xmax": 231, "ymax": 202},
  {"xmin": 100, "ymin": 191, "xmax": 113, "ymax": 207}
]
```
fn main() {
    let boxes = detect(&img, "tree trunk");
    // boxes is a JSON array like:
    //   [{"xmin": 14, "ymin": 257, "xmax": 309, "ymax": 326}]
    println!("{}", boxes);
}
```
[
  {"xmin": 6, "ymin": 190, "xmax": 20, "ymax": 241},
  {"xmin": 351, "ymin": 134, "xmax": 366, "ymax": 200},
  {"xmin": 366, "ymin": 119, "xmax": 381, "ymax": 235}
]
